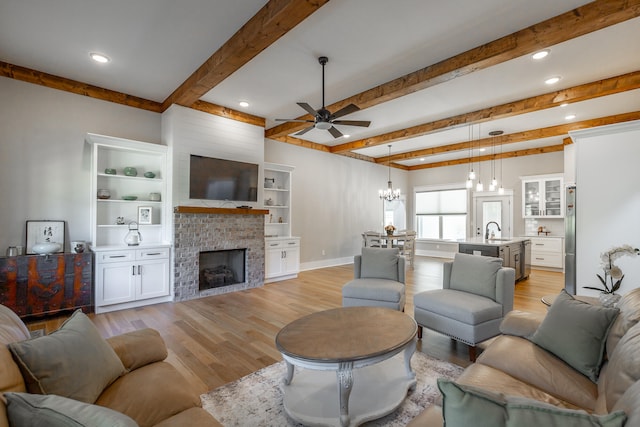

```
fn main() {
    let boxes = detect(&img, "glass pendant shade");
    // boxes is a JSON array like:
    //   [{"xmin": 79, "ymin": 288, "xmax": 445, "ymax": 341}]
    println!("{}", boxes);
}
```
[
  {"xmin": 468, "ymin": 169, "xmax": 476, "ymax": 180},
  {"xmin": 466, "ymin": 178, "xmax": 473, "ymax": 189},
  {"xmin": 476, "ymin": 181, "xmax": 484, "ymax": 192},
  {"xmin": 498, "ymin": 186, "xmax": 505, "ymax": 195}
]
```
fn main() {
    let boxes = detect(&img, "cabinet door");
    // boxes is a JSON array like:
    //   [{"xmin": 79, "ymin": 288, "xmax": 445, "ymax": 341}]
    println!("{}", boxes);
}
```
[
  {"xmin": 543, "ymin": 178, "xmax": 563, "ymax": 217},
  {"xmin": 96, "ymin": 262, "xmax": 136, "ymax": 306},
  {"xmin": 282, "ymin": 247, "xmax": 300, "ymax": 275},
  {"xmin": 265, "ymin": 248, "xmax": 284, "ymax": 279},
  {"xmin": 523, "ymin": 181, "xmax": 541, "ymax": 217},
  {"xmin": 137, "ymin": 259, "xmax": 170, "ymax": 300}
]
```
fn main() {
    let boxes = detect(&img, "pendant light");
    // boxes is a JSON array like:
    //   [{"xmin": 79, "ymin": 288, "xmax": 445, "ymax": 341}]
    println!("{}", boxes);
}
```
[
  {"xmin": 489, "ymin": 130, "xmax": 503, "ymax": 191},
  {"xmin": 494, "ymin": 130, "xmax": 505, "ymax": 194},
  {"xmin": 379, "ymin": 145, "xmax": 401, "ymax": 201},
  {"xmin": 466, "ymin": 125, "xmax": 474, "ymax": 188},
  {"xmin": 475, "ymin": 124, "xmax": 483, "ymax": 192}
]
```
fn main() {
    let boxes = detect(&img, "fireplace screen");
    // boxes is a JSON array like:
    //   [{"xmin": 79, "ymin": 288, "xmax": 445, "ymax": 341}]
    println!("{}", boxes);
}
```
[{"xmin": 199, "ymin": 249, "xmax": 246, "ymax": 291}]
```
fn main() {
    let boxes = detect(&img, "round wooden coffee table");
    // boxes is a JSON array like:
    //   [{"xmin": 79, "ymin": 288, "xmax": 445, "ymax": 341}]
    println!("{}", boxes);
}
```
[{"xmin": 275, "ymin": 306, "xmax": 418, "ymax": 427}]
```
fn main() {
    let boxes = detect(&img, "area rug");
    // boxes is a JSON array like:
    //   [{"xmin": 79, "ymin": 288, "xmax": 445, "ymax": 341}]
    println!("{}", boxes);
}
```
[{"xmin": 201, "ymin": 351, "xmax": 464, "ymax": 426}]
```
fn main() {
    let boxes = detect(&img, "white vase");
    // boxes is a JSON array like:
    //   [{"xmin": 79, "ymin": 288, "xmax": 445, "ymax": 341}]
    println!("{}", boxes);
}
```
[{"xmin": 599, "ymin": 292, "xmax": 621, "ymax": 307}]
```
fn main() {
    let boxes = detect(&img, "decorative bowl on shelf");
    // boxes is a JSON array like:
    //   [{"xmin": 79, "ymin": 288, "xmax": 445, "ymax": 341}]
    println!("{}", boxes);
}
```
[
  {"xmin": 97, "ymin": 189, "xmax": 111, "ymax": 199},
  {"xmin": 104, "ymin": 168, "xmax": 117, "ymax": 175},
  {"xmin": 32, "ymin": 242, "xmax": 62, "ymax": 255},
  {"xmin": 143, "ymin": 171, "xmax": 156, "ymax": 178},
  {"xmin": 122, "ymin": 195, "xmax": 138, "ymax": 201},
  {"xmin": 124, "ymin": 167, "xmax": 138, "ymax": 177}
]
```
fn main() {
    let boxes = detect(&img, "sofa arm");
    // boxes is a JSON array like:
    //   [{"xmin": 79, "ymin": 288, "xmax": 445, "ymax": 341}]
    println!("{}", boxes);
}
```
[
  {"xmin": 499, "ymin": 310, "xmax": 545, "ymax": 339},
  {"xmin": 106, "ymin": 328, "xmax": 168, "ymax": 371}
]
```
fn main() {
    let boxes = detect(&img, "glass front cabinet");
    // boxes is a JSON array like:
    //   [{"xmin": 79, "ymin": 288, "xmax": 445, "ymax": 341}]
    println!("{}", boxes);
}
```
[{"xmin": 521, "ymin": 174, "xmax": 564, "ymax": 218}]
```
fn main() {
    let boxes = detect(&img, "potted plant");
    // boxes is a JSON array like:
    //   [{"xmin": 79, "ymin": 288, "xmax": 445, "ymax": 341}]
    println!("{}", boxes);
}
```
[{"xmin": 583, "ymin": 244, "xmax": 639, "ymax": 307}]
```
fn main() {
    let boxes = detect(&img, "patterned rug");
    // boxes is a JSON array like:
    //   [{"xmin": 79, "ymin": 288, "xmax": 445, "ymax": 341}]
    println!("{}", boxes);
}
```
[{"xmin": 201, "ymin": 351, "xmax": 464, "ymax": 426}]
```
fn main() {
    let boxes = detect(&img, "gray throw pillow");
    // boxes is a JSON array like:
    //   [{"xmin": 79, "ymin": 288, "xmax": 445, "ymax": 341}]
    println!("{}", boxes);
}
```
[
  {"xmin": 449, "ymin": 253, "xmax": 502, "ymax": 300},
  {"xmin": 360, "ymin": 247, "xmax": 399, "ymax": 281},
  {"xmin": 438, "ymin": 379, "xmax": 626, "ymax": 427},
  {"xmin": 4, "ymin": 392, "xmax": 138, "ymax": 427},
  {"xmin": 531, "ymin": 290, "xmax": 619, "ymax": 382},
  {"xmin": 9, "ymin": 310, "xmax": 126, "ymax": 404}
]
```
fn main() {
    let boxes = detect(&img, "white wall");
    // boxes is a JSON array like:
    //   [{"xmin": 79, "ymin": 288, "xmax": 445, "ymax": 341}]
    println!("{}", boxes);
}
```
[
  {"xmin": 162, "ymin": 105, "xmax": 265, "ymax": 207},
  {"xmin": 265, "ymin": 139, "xmax": 408, "ymax": 268},
  {"xmin": 571, "ymin": 121, "xmax": 640, "ymax": 296},
  {"xmin": 408, "ymin": 151, "xmax": 565, "ymax": 237},
  {"xmin": 0, "ymin": 77, "xmax": 160, "ymax": 251}
]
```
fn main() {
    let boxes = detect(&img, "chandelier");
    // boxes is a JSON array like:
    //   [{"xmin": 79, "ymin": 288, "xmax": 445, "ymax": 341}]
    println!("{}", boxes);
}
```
[{"xmin": 379, "ymin": 145, "xmax": 401, "ymax": 201}]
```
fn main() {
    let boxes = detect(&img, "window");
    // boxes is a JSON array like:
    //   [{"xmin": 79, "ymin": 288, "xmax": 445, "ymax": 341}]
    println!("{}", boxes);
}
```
[{"xmin": 415, "ymin": 188, "xmax": 467, "ymax": 240}]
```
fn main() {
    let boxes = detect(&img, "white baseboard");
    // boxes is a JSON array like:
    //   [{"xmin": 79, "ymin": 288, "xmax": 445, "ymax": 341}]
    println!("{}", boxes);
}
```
[{"xmin": 300, "ymin": 256, "xmax": 353, "ymax": 271}]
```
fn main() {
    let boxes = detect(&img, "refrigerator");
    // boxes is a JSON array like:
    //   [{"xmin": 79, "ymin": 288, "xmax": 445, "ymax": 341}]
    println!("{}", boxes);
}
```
[{"xmin": 564, "ymin": 185, "xmax": 576, "ymax": 294}]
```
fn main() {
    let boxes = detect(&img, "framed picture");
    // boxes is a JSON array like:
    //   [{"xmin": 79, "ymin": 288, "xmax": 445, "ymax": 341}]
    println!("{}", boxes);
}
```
[
  {"xmin": 138, "ymin": 206, "xmax": 153, "ymax": 225},
  {"xmin": 26, "ymin": 220, "xmax": 66, "ymax": 254}
]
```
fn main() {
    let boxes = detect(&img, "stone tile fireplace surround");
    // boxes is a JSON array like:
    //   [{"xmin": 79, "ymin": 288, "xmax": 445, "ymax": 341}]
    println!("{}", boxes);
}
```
[{"xmin": 173, "ymin": 206, "xmax": 268, "ymax": 301}]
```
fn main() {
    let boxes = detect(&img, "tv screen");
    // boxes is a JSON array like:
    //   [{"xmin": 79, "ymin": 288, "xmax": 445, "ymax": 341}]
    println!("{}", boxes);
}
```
[{"xmin": 189, "ymin": 155, "xmax": 258, "ymax": 202}]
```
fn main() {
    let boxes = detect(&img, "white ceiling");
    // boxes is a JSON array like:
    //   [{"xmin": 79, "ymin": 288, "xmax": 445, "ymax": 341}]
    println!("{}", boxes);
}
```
[{"xmin": 1, "ymin": 0, "xmax": 639, "ymax": 167}]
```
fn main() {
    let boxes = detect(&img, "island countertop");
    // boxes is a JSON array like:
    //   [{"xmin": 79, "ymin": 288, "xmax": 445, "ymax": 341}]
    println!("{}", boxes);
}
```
[{"xmin": 457, "ymin": 236, "xmax": 531, "ymax": 246}]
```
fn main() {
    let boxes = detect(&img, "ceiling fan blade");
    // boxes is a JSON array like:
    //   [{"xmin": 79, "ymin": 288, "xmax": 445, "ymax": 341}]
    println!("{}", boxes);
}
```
[
  {"xmin": 295, "ymin": 125, "xmax": 316, "ymax": 136},
  {"xmin": 332, "ymin": 120, "xmax": 371, "ymax": 127},
  {"xmin": 328, "ymin": 126, "xmax": 343, "ymax": 138},
  {"xmin": 330, "ymin": 103, "xmax": 360, "ymax": 120},
  {"xmin": 275, "ymin": 118, "xmax": 315, "ymax": 123},
  {"xmin": 297, "ymin": 102, "xmax": 319, "ymax": 117}
]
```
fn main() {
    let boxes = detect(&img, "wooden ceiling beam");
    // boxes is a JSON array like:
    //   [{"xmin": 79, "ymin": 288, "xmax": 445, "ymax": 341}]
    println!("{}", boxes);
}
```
[
  {"xmin": 266, "ymin": 0, "xmax": 640, "ymax": 140},
  {"xmin": 408, "ymin": 144, "xmax": 566, "ymax": 171},
  {"xmin": 0, "ymin": 61, "xmax": 163, "ymax": 113},
  {"xmin": 191, "ymin": 101, "xmax": 265, "ymax": 127},
  {"xmin": 378, "ymin": 110, "xmax": 640, "ymax": 164},
  {"xmin": 332, "ymin": 70, "xmax": 640, "ymax": 154},
  {"xmin": 161, "ymin": 0, "xmax": 329, "ymax": 111}
]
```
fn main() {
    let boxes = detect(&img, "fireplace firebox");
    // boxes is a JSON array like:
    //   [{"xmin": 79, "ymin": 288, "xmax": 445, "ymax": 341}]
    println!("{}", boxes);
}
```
[{"xmin": 199, "ymin": 249, "xmax": 246, "ymax": 291}]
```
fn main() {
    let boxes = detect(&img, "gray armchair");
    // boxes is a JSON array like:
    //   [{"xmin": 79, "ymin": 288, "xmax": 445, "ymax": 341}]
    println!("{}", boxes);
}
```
[
  {"xmin": 342, "ymin": 247, "xmax": 406, "ymax": 311},
  {"xmin": 413, "ymin": 253, "xmax": 515, "ymax": 361}
]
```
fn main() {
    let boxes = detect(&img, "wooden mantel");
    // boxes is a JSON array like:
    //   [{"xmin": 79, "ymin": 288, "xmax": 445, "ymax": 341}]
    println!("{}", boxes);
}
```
[{"xmin": 174, "ymin": 206, "xmax": 269, "ymax": 215}]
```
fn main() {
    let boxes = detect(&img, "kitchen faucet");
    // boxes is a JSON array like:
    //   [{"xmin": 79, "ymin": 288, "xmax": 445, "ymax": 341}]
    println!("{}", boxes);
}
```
[{"xmin": 485, "ymin": 221, "xmax": 501, "ymax": 239}]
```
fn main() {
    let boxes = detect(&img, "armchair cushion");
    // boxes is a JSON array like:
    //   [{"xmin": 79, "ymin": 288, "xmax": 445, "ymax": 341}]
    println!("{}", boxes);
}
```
[
  {"xmin": 531, "ymin": 290, "xmax": 619, "ymax": 382},
  {"xmin": 360, "ymin": 247, "xmax": 400, "ymax": 281},
  {"xmin": 8, "ymin": 310, "xmax": 126, "ymax": 404},
  {"xmin": 4, "ymin": 392, "xmax": 138, "ymax": 427},
  {"xmin": 449, "ymin": 253, "xmax": 502, "ymax": 300}
]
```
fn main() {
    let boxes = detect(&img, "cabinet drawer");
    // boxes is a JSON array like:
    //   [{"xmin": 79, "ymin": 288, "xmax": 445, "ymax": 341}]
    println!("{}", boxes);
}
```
[
  {"xmin": 531, "ymin": 252, "xmax": 563, "ymax": 268},
  {"xmin": 96, "ymin": 250, "xmax": 135, "ymax": 263},
  {"xmin": 266, "ymin": 239, "xmax": 300, "ymax": 249},
  {"xmin": 136, "ymin": 248, "xmax": 170, "ymax": 260},
  {"xmin": 531, "ymin": 238, "xmax": 562, "ymax": 253}
]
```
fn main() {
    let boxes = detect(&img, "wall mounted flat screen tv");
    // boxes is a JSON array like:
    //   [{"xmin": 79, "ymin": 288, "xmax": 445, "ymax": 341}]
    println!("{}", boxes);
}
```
[{"xmin": 189, "ymin": 155, "xmax": 258, "ymax": 202}]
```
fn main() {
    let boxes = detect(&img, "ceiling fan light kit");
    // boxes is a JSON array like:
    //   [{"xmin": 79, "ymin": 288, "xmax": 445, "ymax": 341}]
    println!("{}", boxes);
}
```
[{"xmin": 275, "ymin": 56, "xmax": 371, "ymax": 139}]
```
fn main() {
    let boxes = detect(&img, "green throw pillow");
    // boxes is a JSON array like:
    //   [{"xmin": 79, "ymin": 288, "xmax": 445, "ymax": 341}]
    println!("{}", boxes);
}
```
[
  {"xmin": 437, "ymin": 379, "xmax": 508, "ymax": 427},
  {"xmin": 531, "ymin": 290, "xmax": 619, "ymax": 382},
  {"xmin": 9, "ymin": 310, "xmax": 125, "ymax": 404},
  {"xmin": 438, "ymin": 379, "xmax": 627, "ymax": 427},
  {"xmin": 4, "ymin": 392, "xmax": 138, "ymax": 427}
]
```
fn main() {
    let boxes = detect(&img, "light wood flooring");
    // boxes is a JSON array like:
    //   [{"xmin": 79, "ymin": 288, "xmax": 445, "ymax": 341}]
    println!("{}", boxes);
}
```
[{"xmin": 26, "ymin": 256, "xmax": 563, "ymax": 395}]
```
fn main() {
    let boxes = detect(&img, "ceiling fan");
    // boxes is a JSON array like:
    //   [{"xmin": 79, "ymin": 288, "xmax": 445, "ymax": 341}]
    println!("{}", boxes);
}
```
[{"xmin": 275, "ymin": 56, "xmax": 371, "ymax": 138}]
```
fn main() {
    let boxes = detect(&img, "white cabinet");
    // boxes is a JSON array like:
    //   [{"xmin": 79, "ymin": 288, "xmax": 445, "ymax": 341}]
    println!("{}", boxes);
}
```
[
  {"xmin": 530, "ymin": 237, "xmax": 564, "ymax": 269},
  {"xmin": 521, "ymin": 174, "xmax": 564, "ymax": 218},
  {"xmin": 94, "ymin": 247, "xmax": 170, "ymax": 313},
  {"xmin": 265, "ymin": 238, "xmax": 300, "ymax": 283},
  {"xmin": 86, "ymin": 133, "xmax": 172, "ymax": 313}
]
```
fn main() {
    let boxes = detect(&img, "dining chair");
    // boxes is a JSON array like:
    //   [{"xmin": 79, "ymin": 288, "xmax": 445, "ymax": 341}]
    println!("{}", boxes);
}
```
[{"xmin": 363, "ymin": 231, "xmax": 382, "ymax": 248}]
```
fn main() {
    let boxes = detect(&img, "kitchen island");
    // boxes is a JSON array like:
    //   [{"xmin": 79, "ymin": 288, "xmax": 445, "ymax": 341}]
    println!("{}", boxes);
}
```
[{"xmin": 457, "ymin": 237, "xmax": 531, "ymax": 282}]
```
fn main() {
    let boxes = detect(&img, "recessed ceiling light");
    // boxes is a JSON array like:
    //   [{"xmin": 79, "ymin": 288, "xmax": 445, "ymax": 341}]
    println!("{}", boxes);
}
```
[
  {"xmin": 479, "ymin": 148, "xmax": 486, "ymax": 152},
  {"xmin": 420, "ymin": 158, "xmax": 425, "ymax": 162},
  {"xmin": 342, "ymin": 134, "xmax": 350, "ymax": 139},
  {"xmin": 545, "ymin": 76, "xmax": 561, "ymax": 85},
  {"xmin": 565, "ymin": 114, "xmax": 576, "ymax": 120},
  {"xmin": 532, "ymin": 49, "xmax": 550, "ymax": 60},
  {"xmin": 89, "ymin": 52, "xmax": 110, "ymax": 63},
  {"xmin": 238, "ymin": 101, "xmax": 249, "ymax": 108},
  {"xmin": 560, "ymin": 103, "xmax": 569, "ymax": 108}
]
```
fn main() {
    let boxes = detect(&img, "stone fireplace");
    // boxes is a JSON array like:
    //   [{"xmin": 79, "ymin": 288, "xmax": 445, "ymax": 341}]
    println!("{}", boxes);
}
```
[{"xmin": 173, "ymin": 207, "xmax": 267, "ymax": 301}]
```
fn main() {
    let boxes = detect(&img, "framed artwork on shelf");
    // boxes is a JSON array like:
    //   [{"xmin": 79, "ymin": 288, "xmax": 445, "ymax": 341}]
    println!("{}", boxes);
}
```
[
  {"xmin": 138, "ymin": 206, "xmax": 152, "ymax": 225},
  {"xmin": 26, "ymin": 220, "xmax": 66, "ymax": 254}
]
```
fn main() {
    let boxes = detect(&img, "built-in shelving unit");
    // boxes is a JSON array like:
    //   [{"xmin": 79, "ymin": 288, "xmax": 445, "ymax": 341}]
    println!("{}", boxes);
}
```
[
  {"xmin": 263, "ymin": 162, "xmax": 300, "ymax": 282},
  {"xmin": 86, "ymin": 133, "xmax": 172, "ymax": 313}
]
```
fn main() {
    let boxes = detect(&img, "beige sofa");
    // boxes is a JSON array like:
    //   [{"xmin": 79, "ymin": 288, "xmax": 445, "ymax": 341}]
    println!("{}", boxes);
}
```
[
  {"xmin": 0, "ymin": 304, "xmax": 221, "ymax": 427},
  {"xmin": 410, "ymin": 289, "xmax": 640, "ymax": 426}
]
